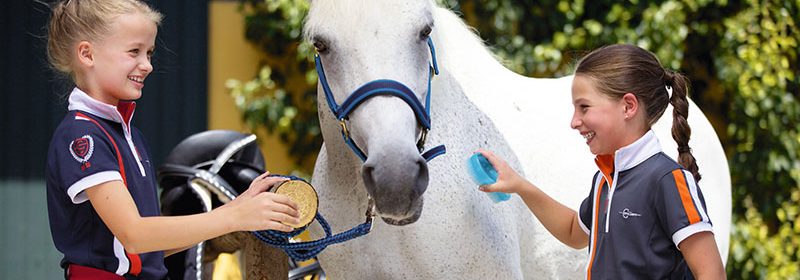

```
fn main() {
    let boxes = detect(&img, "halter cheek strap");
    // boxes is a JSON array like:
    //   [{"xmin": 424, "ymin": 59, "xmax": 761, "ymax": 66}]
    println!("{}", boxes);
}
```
[{"xmin": 315, "ymin": 38, "xmax": 446, "ymax": 162}]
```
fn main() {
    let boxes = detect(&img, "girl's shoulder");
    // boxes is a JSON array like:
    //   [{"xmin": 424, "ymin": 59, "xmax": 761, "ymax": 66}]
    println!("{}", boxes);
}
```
[
  {"xmin": 52, "ymin": 111, "xmax": 92, "ymax": 136},
  {"xmin": 641, "ymin": 152, "xmax": 683, "ymax": 175},
  {"xmin": 50, "ymin": 111, "xmax": 118, "ymax": 147}
]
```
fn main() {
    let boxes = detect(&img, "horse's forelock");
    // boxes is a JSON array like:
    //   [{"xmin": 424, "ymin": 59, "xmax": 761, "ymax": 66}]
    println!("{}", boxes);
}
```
[{"xmin": 304, "ymin": 0, "xmax": 436, "ymax": 43}]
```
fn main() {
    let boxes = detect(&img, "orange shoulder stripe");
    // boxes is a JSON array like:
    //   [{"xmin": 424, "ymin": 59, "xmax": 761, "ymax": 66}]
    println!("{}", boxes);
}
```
[
  {"xmin": 671, "ymin": 169, "xmax": 700, "ymax": 224},
  {"xmin": 586, "ymin": 176, "xmax": 606, "ymax": 280}
]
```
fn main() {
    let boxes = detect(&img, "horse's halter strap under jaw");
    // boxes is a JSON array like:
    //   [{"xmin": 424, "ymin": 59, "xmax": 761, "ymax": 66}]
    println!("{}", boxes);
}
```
[{"xmin": 314, "ymin": 38, "xmax": 446, "ymax": 162}]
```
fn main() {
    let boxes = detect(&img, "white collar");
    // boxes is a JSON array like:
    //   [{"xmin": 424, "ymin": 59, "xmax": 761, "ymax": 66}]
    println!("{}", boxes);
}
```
[
  {"xmin": 67, "ymin": 87, "xmax": 136, "ymax": 128},
  {"xmin": 611, "ymin": 130, "xmax": 662, "ymax": 172}
]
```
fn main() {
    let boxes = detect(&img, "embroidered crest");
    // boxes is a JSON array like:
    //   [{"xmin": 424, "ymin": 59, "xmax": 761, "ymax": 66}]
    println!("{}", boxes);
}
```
[{"xmin": 70, "ymin": 135, "xmax": 94, "ymax": 170}]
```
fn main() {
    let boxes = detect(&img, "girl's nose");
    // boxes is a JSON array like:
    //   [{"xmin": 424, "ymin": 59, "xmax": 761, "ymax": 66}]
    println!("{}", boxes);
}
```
[
  {"xmin": 140, "ymin": 58, "xmax": 153, "ymax": 74},
  {"xmin": 570, "ymin": 113, "xmax": 582, "ymax": 129}
]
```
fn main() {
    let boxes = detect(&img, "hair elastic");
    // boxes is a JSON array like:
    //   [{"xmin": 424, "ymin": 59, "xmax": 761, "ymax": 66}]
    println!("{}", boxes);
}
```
[{"xmin": 665, "ymin": 85, "xmax": 673, "ymax": 99}]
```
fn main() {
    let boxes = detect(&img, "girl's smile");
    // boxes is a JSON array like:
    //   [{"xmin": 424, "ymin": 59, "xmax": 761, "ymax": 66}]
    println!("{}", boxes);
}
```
[{"xmin": 581, "ymin": 131, "xmax": 596, "ymax": 144}]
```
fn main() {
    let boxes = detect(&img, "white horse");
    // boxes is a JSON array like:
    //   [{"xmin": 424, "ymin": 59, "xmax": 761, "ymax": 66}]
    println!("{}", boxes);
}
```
[{"xmin": 305, "ymin": 1, "xmax": 731, "ymax": 279}]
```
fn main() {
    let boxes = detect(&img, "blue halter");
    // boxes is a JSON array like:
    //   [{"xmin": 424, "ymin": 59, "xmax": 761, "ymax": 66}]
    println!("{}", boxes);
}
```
[{"xmin": 314, "ymin": 38, "xmax": 446, "ymax": 162}]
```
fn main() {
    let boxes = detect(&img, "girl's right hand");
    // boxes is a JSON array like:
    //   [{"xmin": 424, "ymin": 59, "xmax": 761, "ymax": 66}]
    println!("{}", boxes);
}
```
[
  {"xmin": 476, "ymin": 149, "xmax": 528, "ymax": 194},
  {"xmin": 223, "ymin": 172, "xmax": 301, "ymax": 232}
]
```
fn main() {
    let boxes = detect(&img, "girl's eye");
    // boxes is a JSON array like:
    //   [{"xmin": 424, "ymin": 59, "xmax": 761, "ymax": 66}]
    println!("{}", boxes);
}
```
[{"xmin": 129, "ymin": 49, "xmax": 140, "ymax": 55}]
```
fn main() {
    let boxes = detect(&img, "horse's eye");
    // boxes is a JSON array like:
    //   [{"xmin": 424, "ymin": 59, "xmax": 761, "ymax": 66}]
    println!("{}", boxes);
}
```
[
  {"xmin": 419, "ymin": 25, "xmax": 432, "ymax": 40},
  {"xmin": 313, "ymin": 41, "xmax": 328, "ymax": 53}
]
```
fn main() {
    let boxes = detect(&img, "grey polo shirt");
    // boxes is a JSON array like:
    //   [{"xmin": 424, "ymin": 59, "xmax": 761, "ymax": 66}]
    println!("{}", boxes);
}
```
[{"xmin": 578, "ymin": 131, "xmax": 712, "ymax": 280}]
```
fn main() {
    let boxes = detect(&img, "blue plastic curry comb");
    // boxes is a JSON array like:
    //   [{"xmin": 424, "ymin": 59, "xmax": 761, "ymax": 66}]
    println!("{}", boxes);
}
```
[{"xmin": 467, "ymin": 153, "xmax": 511, "ymax": 203}]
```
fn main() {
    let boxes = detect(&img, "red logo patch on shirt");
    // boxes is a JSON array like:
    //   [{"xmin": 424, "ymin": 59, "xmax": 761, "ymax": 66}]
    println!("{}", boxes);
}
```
[{"xmin": 70, "ymin": 135, "xmax": 94, "ymax": 170}]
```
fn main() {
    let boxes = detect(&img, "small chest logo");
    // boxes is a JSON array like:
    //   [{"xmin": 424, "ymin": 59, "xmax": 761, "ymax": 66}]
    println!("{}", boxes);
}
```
[
  {"xmin": 618, "ymin": 208, "xmax": 642, "ymax": 219},
  {"xmin": 70, "ymin": 135, "xmax": 94, "ymax": 170}
]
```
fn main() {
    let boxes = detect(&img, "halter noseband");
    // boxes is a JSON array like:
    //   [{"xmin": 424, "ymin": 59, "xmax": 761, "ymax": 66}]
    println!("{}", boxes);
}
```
[{"xmin": 314, "ymin": 38, "xmax": 446, "ymax": 162}]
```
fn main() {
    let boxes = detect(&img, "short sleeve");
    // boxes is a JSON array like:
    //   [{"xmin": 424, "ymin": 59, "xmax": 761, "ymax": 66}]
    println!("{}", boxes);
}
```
[
  {"xmin": 50, "ymin": 119, "xmax": 123, "ymax": 204},
  {"xmin": 578, "ymin": 172, "xmax": 601, "ymax": 235},
  {"xmin": 655, "ymin": 169, "xmax": 713, "ymax": 248}
]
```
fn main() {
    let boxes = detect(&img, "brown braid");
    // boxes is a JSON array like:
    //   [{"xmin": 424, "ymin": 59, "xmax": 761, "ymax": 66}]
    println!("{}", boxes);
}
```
[{"xmin": 665, "ymin": 70, "xmax": 701, "ymax": 181}]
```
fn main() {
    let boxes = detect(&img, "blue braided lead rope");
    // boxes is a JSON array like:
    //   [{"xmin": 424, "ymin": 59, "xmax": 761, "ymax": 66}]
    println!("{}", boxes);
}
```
[
  {"xmin": 252, "ymin": 213, "xmax": 372, "ymax": 261},
  {"xmin": 252, "ymin": 175, "xmax": 374, "ymax": 261}
]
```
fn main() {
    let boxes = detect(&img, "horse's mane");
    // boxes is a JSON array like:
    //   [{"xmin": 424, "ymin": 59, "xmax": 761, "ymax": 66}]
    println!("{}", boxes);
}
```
[{"xmin": 432, "ymin": 6, "xmax": 526, "ymax": 82}]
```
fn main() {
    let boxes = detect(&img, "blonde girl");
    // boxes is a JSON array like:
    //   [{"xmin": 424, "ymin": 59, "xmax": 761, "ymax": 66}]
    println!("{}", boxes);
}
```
[{"xmin": 45, "ymin": 1, "xmax": 299, "ymax": 278}]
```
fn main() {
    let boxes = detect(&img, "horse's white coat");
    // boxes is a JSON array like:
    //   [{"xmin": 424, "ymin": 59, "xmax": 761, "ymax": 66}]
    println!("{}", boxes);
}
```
[{"xmin": 306, "ymin": 1, "xmax": 731, "ymax": 279}]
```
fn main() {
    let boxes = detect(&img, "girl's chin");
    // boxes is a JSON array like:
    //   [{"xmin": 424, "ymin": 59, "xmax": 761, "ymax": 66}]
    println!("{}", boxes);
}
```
[
  {"xmin": 588, "ymin": 146, "xmax": 610, "ymax": 156},
  {"xmin": 121, "ymin": 90, "xmax": 142, "ymax": 100}
]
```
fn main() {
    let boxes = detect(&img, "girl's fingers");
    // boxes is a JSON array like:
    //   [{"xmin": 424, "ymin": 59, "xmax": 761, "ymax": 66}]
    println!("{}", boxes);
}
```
[
  {"xmin": 250, "ymin": 193, "xmax": 300, "ymax": 221},
  {"xmin": 270, "ymin": 200, "xmax": 300, "ymax": 218},
  {"xmin": 271, "ymin": 212, "xmax": 302, "ymax": 226},
  {"xmin": 250, "ymin": 171, "xmax": 272, "ymax": 186},
  {"xmin": 254, "ymin": 212, "xmax": 300, "ymax": 232},
  {"xmin": 262, "ymin": 176, "xmax": 290, "ymax": 188},
  {"xmin": 266, "ymin": 221, "xmax": 295, "ymax": 233},
  {"xmin": 245, "ymin": 172, "xmax": 285, "ymax": 195},
  {"xmin": 259, "ymin": 192, "xmax": 300, "ymax": 212},
  {"xmin": 479, "ymin": 149, "xmax": 503, "ymax": 169}
]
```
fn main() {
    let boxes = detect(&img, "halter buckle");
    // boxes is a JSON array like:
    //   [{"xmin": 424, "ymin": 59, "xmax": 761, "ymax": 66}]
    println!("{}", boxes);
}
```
[
  {"xmin": 416, "ymin": 128, "xmax": 429, "ymax": 152},
  {"xmin": 339, "ymin": 118, "xmax": 350, "ymax": 138},
  {"xmin": 365, "ymin": 197, "xmax": 376, "ymax": 232}
]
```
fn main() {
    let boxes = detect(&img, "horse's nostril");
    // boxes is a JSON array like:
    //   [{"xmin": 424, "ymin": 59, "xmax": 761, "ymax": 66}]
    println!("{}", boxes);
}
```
[
  {"xmin": 362, "ymin": 164, "xmax": 376, "ymax": 194},
  {"xmin": 415, "ymin": 158, "xmax": 429, "ymax": 195}
]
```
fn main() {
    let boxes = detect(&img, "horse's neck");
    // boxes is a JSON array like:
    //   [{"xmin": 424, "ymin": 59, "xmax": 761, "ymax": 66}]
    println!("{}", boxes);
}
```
[{"xmin": 434, "ymin": 7, "xmax": 523, "ymax": 86}]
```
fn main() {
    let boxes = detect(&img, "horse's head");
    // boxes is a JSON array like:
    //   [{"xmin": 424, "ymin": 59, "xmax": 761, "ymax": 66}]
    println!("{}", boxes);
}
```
[{"xmin": 305, "ymin": 0, "xmax": 440, "ymax": 225}]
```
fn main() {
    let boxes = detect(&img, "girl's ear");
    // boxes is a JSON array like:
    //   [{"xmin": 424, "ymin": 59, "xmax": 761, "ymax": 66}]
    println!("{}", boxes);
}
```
[
  {"xmin": 621, "ymin": 92, "xmax": 639, "ymax": 118},
  {"xmin": 77, "ymin": 41, "xmax": 94, "ymax": 67}
]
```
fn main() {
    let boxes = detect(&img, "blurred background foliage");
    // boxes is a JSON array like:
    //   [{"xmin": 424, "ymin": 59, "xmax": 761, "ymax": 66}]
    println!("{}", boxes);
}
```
[{"xmin": 227, "ymin": 0, "xmax": 799, "ymax": 278}]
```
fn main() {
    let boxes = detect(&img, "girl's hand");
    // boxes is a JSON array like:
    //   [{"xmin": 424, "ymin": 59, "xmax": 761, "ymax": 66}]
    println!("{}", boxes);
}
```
[
  {"xmin": 224, "ymin": 172, "xmax": 301, "ymax": 232},
  {"xmin": 476, "ymin": 149, "xmax": 527, "ymax": 194}
]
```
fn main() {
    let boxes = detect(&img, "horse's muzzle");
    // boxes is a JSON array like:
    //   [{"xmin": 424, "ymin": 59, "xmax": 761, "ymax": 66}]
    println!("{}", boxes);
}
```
[
  {"xmin": 362, "ymin": 155, "xmax": 429, "ymax": 225},
  {"xmin": 380, "ymin": 206, "xmax": 423, "ymax": 226}
]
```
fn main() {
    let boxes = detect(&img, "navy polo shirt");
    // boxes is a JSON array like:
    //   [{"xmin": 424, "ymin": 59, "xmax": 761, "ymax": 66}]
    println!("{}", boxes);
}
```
[
  {"xmin": 46, "ymin": 88, "xmax": 166, "ymax": 279},
  {"xmin": 577, "ymin": 130, "xmax": 713, "ymax": 280}
]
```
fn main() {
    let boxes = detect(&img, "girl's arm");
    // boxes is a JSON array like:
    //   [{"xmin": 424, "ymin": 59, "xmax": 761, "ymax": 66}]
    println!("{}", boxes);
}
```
[
  {"xmin": 513, "ymin": 181, "xmax": 589, "ymax": 249},
  {"xmin": 679, "ymin": 231, "xmax": 726, "ymax": 280},
  {"xmin": 478, "ymin": 150, "xmax": 589, "ymax": 249},
  {"xmin": 164, "ymin": 245, "xmax": 197, "ymax": 257},
  {"xmin": 86, "ymin": 173, "xmax": 300, "ymax": 254}
]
